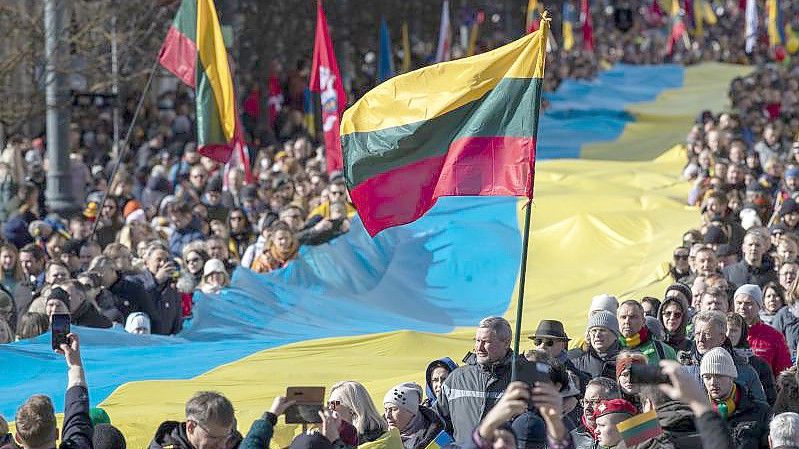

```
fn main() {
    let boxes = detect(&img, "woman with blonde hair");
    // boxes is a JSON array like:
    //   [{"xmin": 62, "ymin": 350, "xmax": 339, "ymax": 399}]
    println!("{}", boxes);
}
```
[
  {"xmin": 329, "ymin": 381, "xmax": 389, "ymax": 444},
  {"xmin": 0, "ymin": 242, "xmax": 24, "ymax": 294}
]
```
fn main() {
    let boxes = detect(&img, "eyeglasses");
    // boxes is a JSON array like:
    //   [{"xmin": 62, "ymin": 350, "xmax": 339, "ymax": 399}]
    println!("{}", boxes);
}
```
[
  {"xmin": 188, "ymin": 420, "xmax": 232, "ymax": 441},
  {"xmin": 673, "ymin": 254, "xmax": 689, "ymax": 260},
  {"xmin": 328, "ymin": 400, "xmax": 342, "ymax": 408}
]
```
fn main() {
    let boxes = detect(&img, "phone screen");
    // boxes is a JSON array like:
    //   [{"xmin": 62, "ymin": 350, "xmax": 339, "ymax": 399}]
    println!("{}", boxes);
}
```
[
  {"xmin": 51, "ymin": 314, "xmax": 70, "ymax": 350},
  {"xmin": 285, "ymin": 387, "xmax": 325, "ymax": 424}
]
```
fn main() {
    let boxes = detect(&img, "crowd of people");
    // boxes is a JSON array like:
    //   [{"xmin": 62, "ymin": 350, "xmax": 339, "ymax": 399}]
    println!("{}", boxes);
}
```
[{"xmin": 4, "ymin": 2, "xmax": 799, "ymax": 449}]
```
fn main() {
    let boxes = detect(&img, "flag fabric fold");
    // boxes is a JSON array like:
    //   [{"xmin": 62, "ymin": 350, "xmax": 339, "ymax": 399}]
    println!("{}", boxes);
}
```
[
  {"xmin": 158, "ymin": 0, "xmax": 197, "ymax": 88},
  {"xmin": 158, "ymin": 0, "xmax": 241, "ymax": 164},
  {"xmin": 340, "ymin": 19, "xmax": 549, "ymax": 236},
  {"xmin": 310, "ymin": 0, "xmax": 347, "ymax": 174}
]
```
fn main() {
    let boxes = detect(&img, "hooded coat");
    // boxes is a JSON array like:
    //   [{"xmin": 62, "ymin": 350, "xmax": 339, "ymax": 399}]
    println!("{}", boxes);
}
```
[
  {"xmin": 423, "ymin": 357, "xmax": 458, "ymax": 408},
  {"xmin": 658, "ymin": 295, "xmax": 692, "ymax": 353}
]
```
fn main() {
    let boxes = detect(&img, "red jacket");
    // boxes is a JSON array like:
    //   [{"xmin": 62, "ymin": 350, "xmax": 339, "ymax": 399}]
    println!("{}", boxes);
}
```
[{"xmin": 748, "ymin": 321, "xmax": 792, "ymax": 377}]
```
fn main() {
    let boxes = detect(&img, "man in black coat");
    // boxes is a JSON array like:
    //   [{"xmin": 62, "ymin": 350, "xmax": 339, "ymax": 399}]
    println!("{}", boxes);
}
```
[
  {"xmin": 136, "ymin": 243, "xmax": 183, "ymax": 336},
  {"xmin": 722, "ymin": 233, "xmax": 778, "ymax": 288},
  {"xmin": 13, "ymin": 332, "xmax": 93, "ymax": 449},
  {"xmin": 570, "ymin": 311, "xmax": 621, "ymax": 380},
  {"xmin": 149, "ymin": 391, "xmax": 236, "ymax": 449}
]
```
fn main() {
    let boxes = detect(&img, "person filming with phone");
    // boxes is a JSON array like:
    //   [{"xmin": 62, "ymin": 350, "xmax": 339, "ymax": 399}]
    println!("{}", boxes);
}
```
[
  {"xmin": 13, "ymin": 332, "xmax": 92, "ymax": 449},
  {"xmin": 137, "ymin": 241, "xmax": 182, "ymax": 335}
]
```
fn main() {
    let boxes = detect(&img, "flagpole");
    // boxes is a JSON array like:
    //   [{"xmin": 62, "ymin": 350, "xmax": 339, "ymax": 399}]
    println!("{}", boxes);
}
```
[
  {"xmin": 511, "ymin": 11, "xmax": 550, "ymax": 383},
  {"xmin": 511, "ymin": 198, "xmax": 533, "ymax": 381},
  {"xmin": 90, "ymin": 57, "xmax": 160, "ymax": 239}
]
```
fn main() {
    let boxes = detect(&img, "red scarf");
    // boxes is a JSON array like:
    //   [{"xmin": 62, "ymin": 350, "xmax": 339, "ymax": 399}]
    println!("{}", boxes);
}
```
[{"xmin": 580, "ymin": 415, "xmax": 597, "ymax": 438}]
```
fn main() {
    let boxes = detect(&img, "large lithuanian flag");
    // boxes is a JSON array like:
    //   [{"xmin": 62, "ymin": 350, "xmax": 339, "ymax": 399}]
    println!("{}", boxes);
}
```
[
  {"xmin": 158, "ymin": 0, "xmax": 238, "ymax": 163},
  {"xmin": 341, "ymin": 18, "xmax": 549, "ymax": 236}
]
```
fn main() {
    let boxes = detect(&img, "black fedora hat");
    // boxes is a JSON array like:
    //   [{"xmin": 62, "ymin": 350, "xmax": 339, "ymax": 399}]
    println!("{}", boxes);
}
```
[{"xmin": 529, "ymin": 320, "xmax": 569, "ymax": 340}]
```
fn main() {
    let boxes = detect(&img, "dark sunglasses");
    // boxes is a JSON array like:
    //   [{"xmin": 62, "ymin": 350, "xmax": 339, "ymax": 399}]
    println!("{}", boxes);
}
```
[{"xmin": 534, "ymin": 339, "xmax": 555, "ymax": 347}]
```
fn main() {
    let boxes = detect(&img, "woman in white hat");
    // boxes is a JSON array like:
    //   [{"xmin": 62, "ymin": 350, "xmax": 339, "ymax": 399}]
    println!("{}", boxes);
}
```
[
  {"xmin": 382, "ymin": 382, "xmax": 444, "ymax": 449},
  {"xmin": 199, "ymin": 258, "xmax": 230, "ymax": 294}
]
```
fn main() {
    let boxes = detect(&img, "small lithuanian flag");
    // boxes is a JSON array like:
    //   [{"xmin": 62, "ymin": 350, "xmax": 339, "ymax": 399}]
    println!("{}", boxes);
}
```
[{"xmin": 616, "ymin": 409, "xmax": 663, "ymax": 446}]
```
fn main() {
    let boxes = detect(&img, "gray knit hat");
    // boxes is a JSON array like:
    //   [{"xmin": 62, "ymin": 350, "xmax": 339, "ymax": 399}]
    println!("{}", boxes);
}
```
[
  {"xmin": 700, "ymin": 347, "xmax": 738, "ymax": 378},
  {"xmin": 587, "ymin": 310, "xmax": 619, "ymax": 335},
  {"xmin": 734, "ymin": 284, "xmax": 763, "ymax": 310}
]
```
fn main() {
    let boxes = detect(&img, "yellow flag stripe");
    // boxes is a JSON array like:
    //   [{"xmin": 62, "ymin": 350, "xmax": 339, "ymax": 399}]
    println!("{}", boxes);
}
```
[
  {"xmin": 616, "ymin": 410, "xmax": 659, "ymax": 431},
  {"xmin": 341, "ymin": 23, "xmax": 547, "ymax": 135},
  {"xmin": 197, "ymin": 0, "xmax": 236, "ymax": 141}
]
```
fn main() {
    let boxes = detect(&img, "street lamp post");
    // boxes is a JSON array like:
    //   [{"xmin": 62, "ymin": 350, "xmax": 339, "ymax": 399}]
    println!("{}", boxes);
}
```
[{"xmin": 44, "ymin": 0, "xmax": 79, "ymax": 216}]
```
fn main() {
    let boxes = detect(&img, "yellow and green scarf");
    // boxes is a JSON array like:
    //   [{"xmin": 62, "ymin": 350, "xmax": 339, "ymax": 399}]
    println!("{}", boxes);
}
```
[{"xmin": 711, "ymin": 384, "xmax": 739, "ymax": 420}]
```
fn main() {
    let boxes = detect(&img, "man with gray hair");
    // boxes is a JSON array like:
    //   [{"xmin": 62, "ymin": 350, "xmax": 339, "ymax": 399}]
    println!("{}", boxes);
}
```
[
  {"xmin": 678, "ymin": 310, "xmax": 767, "ymax": 403},
  {"xmin": 436, "ymin": 316, "xmax": 535, "ymax": 443},
  {"xmin": 769, "ymin": 412, "xmax": 799, "ymax": 449},
  {"xmin": 150, "ymin": 391, "xmax": 237, "ymax": 449}
]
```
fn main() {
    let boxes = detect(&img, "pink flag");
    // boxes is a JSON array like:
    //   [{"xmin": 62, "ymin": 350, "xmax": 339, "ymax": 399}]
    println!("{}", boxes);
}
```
[{"xmin": 309, "ymin": 0, "xmax": 347, "ymax": 175}]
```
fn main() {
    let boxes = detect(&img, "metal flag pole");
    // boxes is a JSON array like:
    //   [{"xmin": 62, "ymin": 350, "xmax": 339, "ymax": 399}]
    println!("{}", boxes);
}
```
[{"xmin": 511, "ymin": 10, "xmax": 550, "ymax": 382}]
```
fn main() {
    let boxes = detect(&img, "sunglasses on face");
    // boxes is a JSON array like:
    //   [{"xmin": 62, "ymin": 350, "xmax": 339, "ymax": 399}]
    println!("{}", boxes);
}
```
[{"xmin": 534, "ymin": 339, "xmax": 556, "ymax": 347}]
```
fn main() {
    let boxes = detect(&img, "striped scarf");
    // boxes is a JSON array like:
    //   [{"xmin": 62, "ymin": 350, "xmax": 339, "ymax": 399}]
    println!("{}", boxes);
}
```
[
  {"xmin": 622, "ymin": 325, "xmax": 649, "ymax": 349},
  {"xmin": 711, "ymin": 384, "xmax": 739, "ymax": 420}
]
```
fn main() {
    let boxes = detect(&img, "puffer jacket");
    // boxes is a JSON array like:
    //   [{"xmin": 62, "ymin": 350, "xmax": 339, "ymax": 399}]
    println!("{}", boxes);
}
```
[
  {"xmin": 679, "ymin": 341, "xmax": 767, "ymax": 404},
  {"xmin": 436, "ymin": 351, "xmax": 538, "ymax": 443},
  {"xmin": 569, "ymin": 341, "xmax": 620, "ymax": 379}
]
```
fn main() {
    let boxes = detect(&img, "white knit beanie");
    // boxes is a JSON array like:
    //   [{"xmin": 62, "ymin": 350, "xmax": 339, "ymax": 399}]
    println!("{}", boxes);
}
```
[
  {"xmin": 383, "ymin": 382, "xmax": 422, "ymax": 414},
  {"xmin": 700, "ymin": 347, "xmax": 738, "ymax": 378},
  {"xmin": 734, "ymin": 284, "xmax": 763, "ymax": 310},
  {"xmin": 590, "ymin": 294, "xmax": 619, "ymax": 314}
]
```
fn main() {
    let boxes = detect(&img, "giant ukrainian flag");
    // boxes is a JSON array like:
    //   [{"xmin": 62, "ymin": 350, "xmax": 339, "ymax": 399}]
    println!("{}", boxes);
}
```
[{"xmin": 341, "ymin": 19, "xmax": 548, "ymax": 236}]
